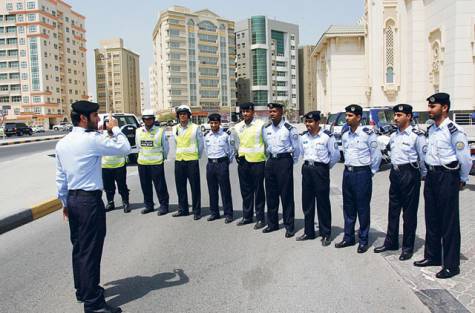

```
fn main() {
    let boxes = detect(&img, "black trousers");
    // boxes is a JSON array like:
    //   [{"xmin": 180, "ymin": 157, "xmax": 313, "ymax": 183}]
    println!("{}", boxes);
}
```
[
  {"xmin": 424, "ymin": 167, "xmax": 461, "ymax": 269},
  {"xmin": 237, "ymin": 159, "xmax": 265, "ymax": 222},
  {"xmin": 67, "ymin": 190, "xmax": 106, "ymax": 311},
  {"xmin": 302, "ymin": 163, "xmax": 331, "ymax": 238},
  {"xmin": 384, "ymin": 166, "xmax": 420, "ymax": 251},
  {"xmin": 102, "ymin": 166, "xmax": 129, "ymax": 203},
  {"xmin": 206, "ymin": 160, "xmax": 233, "ymax": 218},
  {"xmin": 175, "ymin": 160, "xmax": 201, "ymax": 215},
  {"xmin": 342, "ymin": 167, "xmax": 372, "ymax": 245},
  {"xmin": 138, "ymin": 164, "xmax": 169, "ymax": 212},
  {"xmin": 265, "ymin": 157, "xmax": 295, "ymax": 231}
]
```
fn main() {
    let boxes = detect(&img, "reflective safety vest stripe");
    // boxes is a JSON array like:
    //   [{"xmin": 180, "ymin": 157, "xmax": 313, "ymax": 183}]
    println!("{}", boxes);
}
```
[
  {"xmin": 237, "ymin": 119, "xmax": 266, "ymax": 162},
  {"xmin": 174, "ymin": 123, "xmax": 199, "ymax": 161},
  {"xmin": 102, "ymin": 154, "xmax": 126, "ymax": 169},
  {"xmin": 137, "ymin": 126, "xmax": 164, "ymax": 165}
]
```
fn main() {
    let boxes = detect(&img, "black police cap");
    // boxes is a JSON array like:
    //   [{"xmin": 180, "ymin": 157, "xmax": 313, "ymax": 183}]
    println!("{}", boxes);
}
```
[
  {"xmin": 267, "ymin": 102, "xmax": 284, "ymax": 109},
  {"xmin": 427, "ymin": 92, "xmax": 450, "ymax": 106},
  {"xmin": 393, "ymin": 104, "xmax": 413, "ymax": 114},
  {"xmin": 304, "ymin": 111, "xmax": 321, "ymax": 121},
  {"xmin": 345, "ymin": 104, "xmax": 363, "ymax": 115},
  {"xmin": 239, "ymin": 102, "xmax": 255, "ymax": 110},
  {"xmin": 208, "ymin": 113, "xmax": 221, "ymax": 122},
  {"xmin": 71, "ymin": 101, "xmax": 99, "ymax": 115}
]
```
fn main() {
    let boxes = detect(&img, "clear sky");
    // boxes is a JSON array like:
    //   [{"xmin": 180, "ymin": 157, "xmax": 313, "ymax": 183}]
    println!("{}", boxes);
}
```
[{"xmin": 67, "ymin": 0, "xmax": 364, "ymax": 105}]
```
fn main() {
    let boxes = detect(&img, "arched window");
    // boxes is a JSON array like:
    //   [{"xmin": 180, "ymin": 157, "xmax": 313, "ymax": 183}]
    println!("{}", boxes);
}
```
[
  {"xmin": 198, "ymin": 21, "xmax": 217, "ymax": 32},
  {"xmin": 385, "ymin": 21, "xmax": 395, "ymax": 84},
  {"xmin": 187, "ymin": 19, "xmax": 195, "ymax": 26}
]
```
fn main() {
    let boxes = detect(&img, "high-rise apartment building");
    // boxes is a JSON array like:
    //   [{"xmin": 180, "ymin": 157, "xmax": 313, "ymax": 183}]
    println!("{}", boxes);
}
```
[
  {"xmin": 151, "ymin": 6, "xmax": 236, "ymax": 122},
  {"xmin": 298, "ymin": 45, "xmax": 316, "ymax": 115},
  {"xmin": 0, "ymin": 0, "xmax": 87, "ymax": 127},
  {"xmin": 236, "ymin": 16, "xmax": 299, "ymax": 118},
  {"xmin": 94, "ymin": 38, "xmax": 140, "ymax": 115}
]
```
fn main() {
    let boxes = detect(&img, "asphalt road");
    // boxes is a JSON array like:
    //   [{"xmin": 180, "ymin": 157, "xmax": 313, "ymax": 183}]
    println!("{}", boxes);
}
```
[
  {"xmin": 0, "ymin": 153, "xmax": 431, "ymax": 313},
  {"xmin": 0, "ymin": 139, "xmax": 59, "ymax": 162}
]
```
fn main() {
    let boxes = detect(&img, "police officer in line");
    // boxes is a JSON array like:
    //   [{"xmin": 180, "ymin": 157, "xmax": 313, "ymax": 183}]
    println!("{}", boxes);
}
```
[
  {"xmin": 232, "ymin": 102, "xmax": 267, "ymax": 229},
  {"xmin": 136, "ymin": 109, "xmax": 170, "ymax": 215},
  {"xmin": 101, "ymin": 119, "xmax": 130, "ymax": 213},
  {"xmin": 336, "ymin": 104, "xmax": 382, "ymax": 253},
  {"xmin": 172, "ymin": 105, "xmax": 204, "ymax": 220},
  {"xmin": 374, "ymin": 104, "xmax": 427, "ymax": 261},
  {"xmin": 414, "ymin": 93, "xmax": 472, "ymax": 279},
  {"xmin": 262, "ymin": 103, "xmax": 300, "ymax": 238},
  {"xmin": 56, "ymin": 101, "xmax": 130, "ymax": 313},
  {"xmin": 203, "ymin": 113, "xmax": 235, "ymax": 223},
  {"xmin": 297, "ymin": 111, "xmax": 340, "ymax": 245}
]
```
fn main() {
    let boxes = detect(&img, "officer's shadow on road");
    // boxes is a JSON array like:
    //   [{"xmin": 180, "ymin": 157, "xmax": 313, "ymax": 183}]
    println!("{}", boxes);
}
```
[{"xmin": 104, "ymin": 268, "xmax": 189, "ymax": 307}]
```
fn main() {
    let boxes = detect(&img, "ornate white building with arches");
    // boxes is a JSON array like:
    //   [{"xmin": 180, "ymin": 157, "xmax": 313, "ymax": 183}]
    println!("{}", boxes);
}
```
[{"xmin": 312, "ymin": 0, "xmax": 475, "ymax": 119}]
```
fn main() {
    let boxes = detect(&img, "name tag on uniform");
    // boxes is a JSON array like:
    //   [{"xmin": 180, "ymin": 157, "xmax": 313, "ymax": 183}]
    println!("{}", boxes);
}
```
[
  {"xmin": 141, "ymin": 140, "xmax": 154, "ymax": 147},
  {"xmin": 403, "ymin": 142, "xmax": 410, "ymax": 146},
  {"xmin": 267, "ymin": 132, "xmax": 272, "ymax": 135}
]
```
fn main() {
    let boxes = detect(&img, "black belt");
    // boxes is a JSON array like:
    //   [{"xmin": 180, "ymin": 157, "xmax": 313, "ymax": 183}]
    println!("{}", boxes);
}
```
[
  {"xmin": 304, "ymin": 160, "xmax": 328, "ymax": 167},
  {"xmin": 345, "ymin": 165, "xmax": 370, "ymax": 172},
  {"xmin": 392, "ymin": 162, "xmax": 419, "ymax": 171},
  {"xmin": 269, "ymin": 152, "xmax": 292, "ymax": 159},
  {"xmin": 208, "ymin": 156, "xmax": 228, "ymax": 163},
  {"xmin": 426, "ymin": 161, "xmax": 459, "ymax": 172},
  {"xmin": 68, "ymin": 189, "xmax": 102, "ymax": 197}
]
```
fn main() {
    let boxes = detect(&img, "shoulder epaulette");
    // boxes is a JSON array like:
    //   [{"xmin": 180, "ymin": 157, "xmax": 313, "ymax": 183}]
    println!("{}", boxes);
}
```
[
  {"xmin": 85, "ymin": 129, "xmax": 99, "ymax": 133},
  {"xmin": 264, "ymin": 121, "xmax": 272, "ymax": 128},
  {"xmin": 225, "ymin": 129, "xmax": 231, "ymax": 135},
  {"xmin": 283, "ymin": 122, "xmax": 294, "ymax": 131},
  {"xmin": 300, "ymin": 131, "xmax": 308, "ymax": 136},
  {"xmin": 412, "ymin": 128, "xmax": 425, "ymax": 136},
  {"xmin": 362, "ymin": 127, "xmax": 374, "ymax": 135},
  {"xmin": 323, "ymin": 129, "xmax": 333, "ymax": 137},
  {"xmin": 204, "ymin": 130, "xmax": 210, "ymax": 136},
  {"xmin": 341, "ymin": 127, "xmax": 350, "ymax": 135},
  {"xmin": 447, "ymin": 122, "xmax": 458, "ymax": 135}
]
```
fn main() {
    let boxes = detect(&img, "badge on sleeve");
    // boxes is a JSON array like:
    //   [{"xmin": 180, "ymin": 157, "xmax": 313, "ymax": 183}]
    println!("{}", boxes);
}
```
[
  {"xmin": 456, "ymin": 141, "xmax": 465, "ymax": 150},
  {"xmin": 422, "ymin": 145, "xmax": 428, "ymax": 153},
  {"xmin": 230, "ymin": 140, "xmax": 235, "ymax": 145},
  {"xmin": 334, "ymin": 142, "xmax": 338, "ymax": 149},
  {"xmin": 292, "ymin": 134, "xmax": 298, "ymax": 140},
  {"xmin": 370, "ymin": 141, "xmax": 378, "ymax": 148}
]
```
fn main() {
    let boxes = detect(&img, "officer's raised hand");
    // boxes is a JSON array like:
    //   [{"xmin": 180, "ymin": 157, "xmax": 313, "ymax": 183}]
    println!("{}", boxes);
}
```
[{"xmin": 106, "ymin": 113, "xmax": 118, "ymax": 131}]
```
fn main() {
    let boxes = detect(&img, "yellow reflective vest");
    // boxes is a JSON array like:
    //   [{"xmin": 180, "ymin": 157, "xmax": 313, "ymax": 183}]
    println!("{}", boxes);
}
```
[
  {"xmin": 173, "ymin": 123, "xmax": 199, "ymax": 161},
  {"xmin": 234, "ymin": 119, "xmax": 266, "ymax": 162},
  {"xmin": 136, "ymin": 126, "xmax": 165, "ymax": 165}
]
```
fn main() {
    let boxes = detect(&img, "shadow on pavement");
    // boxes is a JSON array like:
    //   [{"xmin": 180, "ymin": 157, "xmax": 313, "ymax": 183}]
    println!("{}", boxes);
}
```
[{"xmin": 104, "ymin": 269, "xmax": 189, "ymax": 307}]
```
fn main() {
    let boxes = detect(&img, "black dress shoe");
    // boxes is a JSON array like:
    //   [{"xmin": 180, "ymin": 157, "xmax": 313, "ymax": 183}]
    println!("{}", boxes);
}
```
[
  {"xmin": 262, "ymin": 226, "xmax": 278, "ymax": 233},
  {"xmin": 141, "ymin": 207, "xmax": 154, "ymax": 214},
  {"xmin": 357, "ymin": 244, "xmax": 369, "ymax": 253},
  {"xmin": 172, "ymin": 211, "xmax": 189, "ymax": 217},
  {"xmin": 193, "ymin": 214, "xmax": 201, "ymax": 220},
  {"xmin": 105, "ymin": 201, "xmax": 115, "ymax": 212},
  {"xmin": 254, "ymin": 220, "xmax": 265, "ymax": 230},
  {"xmin": 436, "ymin": 267, "xmax": 460, "ymax": 279},
  {"xmin": 321, "ymin": 236, "xmax": 332, "ymax": 246},
  {"xmin": 85, "ymin": 303, "xmax": 122, "ymax": 313},
  {"xmin": 413, "ymin": 258, "xmax": 441, "ymax": 267},
  {"xmin": 224, "ymin": 217, "xmax": 233, "ymax": 224},
  {"xmin": 157, "ymin": 210, "xmax": 168, "ymax": 216},
  {"xmin": 285, "ymin": 230, "xmax": 295, "ymax": 238},
  {"xmin": 122, "ymin": 201, "xmax": 130, "ymax": 213},
  {"xmin": 335, "ymin": 239, "xmax": 356, "ymax": 248},
  {"xmin": 373, "ymin": 245, "xmax": 398, "ymax": 253},
  {"xmin": 237, "ymin": 218, "xmax": 253, "ymax": 226},
  {"xmin": 399, "ymin": 251, "xmax": 413, "ymax": 261},
  {"xmin": 207, "ymin": 215, "xmax": 220, "ymax": 221},
  {"xmin": 296, "ymin": 234, "xmax": 315, "ymax": 241}
]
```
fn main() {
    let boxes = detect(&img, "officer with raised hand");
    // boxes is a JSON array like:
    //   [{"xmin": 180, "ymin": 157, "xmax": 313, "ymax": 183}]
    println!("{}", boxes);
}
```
[
  {"xmin": 172, "ymin": 105, "xmax": 204, "ymax": 220},
  {"xmin": 335, "ymin": 104, "xmax": 381, "ymax": 253},
  {"xmin": 297, "ymin": 111, "xmax": 339, "ymax": 245},
  {"xmin": 56, "ymin": 101, "xmax": 130, "ymax": 313},
  {"xmin": 232, "ymin": 102, "xmax": 267, "ymax": 229},
  {"xmin": 262, "ymin": 103, "xmax": 300, "ymax": 238},
  {"xmin": 101, "ymin": 118, "xmax": 130, "ymax": 213},
  {"xmin": 374, "ymin": 104, "xmax": 426, "ymax": 261},
  {"xmin": 414, "ymin": 93, "xmax": 471, "ymax": 279},
  {"xmin": 136, "ymin": 109, "xmax": 170, "ymax": 216},
  {"xmin": 204, "ymin": 113, "xmax": 234, "ymax": 223}
]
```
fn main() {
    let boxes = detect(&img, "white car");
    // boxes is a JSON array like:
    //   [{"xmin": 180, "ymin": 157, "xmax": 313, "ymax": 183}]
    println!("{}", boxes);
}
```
[
  {"xmin": 52, "ymin": 122, "xmax": 72, "ymax": 131},
  {"xmin": 32, "ymin": 125, "xmax": 46, "ymax": 133}
]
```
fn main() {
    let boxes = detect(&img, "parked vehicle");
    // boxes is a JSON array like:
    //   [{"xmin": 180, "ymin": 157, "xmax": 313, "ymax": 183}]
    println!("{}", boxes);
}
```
[
  {"xmin": 470, "ymin": 141, "xmax": 475, "ymax": 176},
  {"xmin": 98, "ymin": 113, "xmax": 141, "ymax": 163},
  {"xmin": 32, "ymin": 125, "xmax": 46, "ymax": 133},
  {"xmin": 52, "ymin": 122, "xmax": 72, "ymax": 131},
  {"xmin": 4, "ymin": 122, "xmax": 33, "ymax": 137}
]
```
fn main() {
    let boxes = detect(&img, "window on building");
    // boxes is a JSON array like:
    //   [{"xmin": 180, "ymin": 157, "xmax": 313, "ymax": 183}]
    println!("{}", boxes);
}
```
[
  {"xmin": 16, "ymin": 3, "xmax": 23, "ymax": 10},
  {"xmin": 27, "ymin": 2, "xmax": 36, "ymax": 9},
  {"xmin": 385, "ymin": 20, "xmax": 396, "ymax": 84}
]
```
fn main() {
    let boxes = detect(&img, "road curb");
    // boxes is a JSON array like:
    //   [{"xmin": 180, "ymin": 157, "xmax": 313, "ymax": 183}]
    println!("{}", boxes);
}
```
[
  {"xmin": 0, "ymin": 198, "xmax": 62, "ymax": 235},
  {"xmin": 0, "ymin": 135, "xmax": 64, "ymax": 146}
]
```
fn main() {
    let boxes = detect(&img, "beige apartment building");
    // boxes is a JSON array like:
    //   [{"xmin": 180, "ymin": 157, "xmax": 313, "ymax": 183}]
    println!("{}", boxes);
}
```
[
  {"xmin": 298, "ymin": 45, "xmax": 316, "ymax": 115},
  {"xmin": 94, "ymin": 38, "xmax": 140, "ymax": 115},
  {"xmin": 151, "ymin": 6, "xmax": 236, "ymax": 122},
  {"xmin": 0, "ymin": 0, "xmax": 87, "ymax": 127}
]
